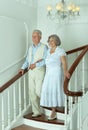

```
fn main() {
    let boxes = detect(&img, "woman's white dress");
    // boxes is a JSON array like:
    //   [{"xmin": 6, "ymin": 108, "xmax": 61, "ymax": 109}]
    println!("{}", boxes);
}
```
[{"xmin": 40, "ymin": 47, "xmax": 66, "ymax": 107}]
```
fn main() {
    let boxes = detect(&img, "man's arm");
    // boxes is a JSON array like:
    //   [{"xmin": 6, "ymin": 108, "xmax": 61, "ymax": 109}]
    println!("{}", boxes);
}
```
[
  {"xmin": 29, "ymin": 45, "xmax": 48, "ymax": 70},
  {"xmin": 29, "ymin": 59, "xmax": 43, "ymax": 70}
]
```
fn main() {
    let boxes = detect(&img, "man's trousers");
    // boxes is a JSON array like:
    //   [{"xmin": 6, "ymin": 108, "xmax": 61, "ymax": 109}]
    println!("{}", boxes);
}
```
[{"xmin": 28, "ymin": 67, "xmax": 45, "ymax": 115}]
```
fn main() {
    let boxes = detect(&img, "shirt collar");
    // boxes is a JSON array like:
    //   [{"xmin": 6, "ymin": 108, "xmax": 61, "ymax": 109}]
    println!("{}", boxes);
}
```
[{"xmin": 32, "ymin": 42, "xmax": 41, "ymax": 48}]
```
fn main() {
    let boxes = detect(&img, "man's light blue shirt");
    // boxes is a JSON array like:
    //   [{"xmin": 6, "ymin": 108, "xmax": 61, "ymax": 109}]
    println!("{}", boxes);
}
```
[{"xmin": 21, "ymin": 42, "xmax": 48, "ymax": 70}]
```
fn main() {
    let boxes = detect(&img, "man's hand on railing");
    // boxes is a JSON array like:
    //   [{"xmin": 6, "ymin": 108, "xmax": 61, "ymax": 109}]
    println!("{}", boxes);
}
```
[
  {"xmin": 19, "ymin": 59, "xmax": 43, "ymax": 73},
  {"xmin": 28, "ymin": 59, "xmax": 43, "ymax": 70},
  {"xmin": 19, "ymin": 69, "xmax": 25, "ymax": 75}
]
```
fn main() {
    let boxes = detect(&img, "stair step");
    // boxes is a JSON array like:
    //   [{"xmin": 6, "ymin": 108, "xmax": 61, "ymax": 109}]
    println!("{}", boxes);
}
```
[
  {"xmin": 12, "ymin": 124, "xmax": 43, "ymax": 130},
  {"xmin": 24, "ymin": 113, "xmax": 64, "ymax": 125}
]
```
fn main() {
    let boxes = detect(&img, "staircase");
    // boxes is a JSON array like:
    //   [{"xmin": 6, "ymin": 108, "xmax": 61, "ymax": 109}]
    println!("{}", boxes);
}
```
[
  {"xmin": 0, "ymin": 45, "xmax": 88, "ymax": 130},
  {"xmin": 12, "ymin": 107, "xmax": 67, "ymax": 130}
]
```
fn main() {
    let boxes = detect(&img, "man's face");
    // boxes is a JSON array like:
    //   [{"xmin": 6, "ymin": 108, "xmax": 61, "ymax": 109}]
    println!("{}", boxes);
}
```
[{"xmin": 32, "ymin": 32, "xmax": 41, "ymax": 45}]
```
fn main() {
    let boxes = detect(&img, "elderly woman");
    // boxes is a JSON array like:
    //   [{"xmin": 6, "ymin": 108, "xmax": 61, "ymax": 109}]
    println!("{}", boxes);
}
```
[{"xmin": 40, "ymin": 34, "xmax": 70, "ymax": 120}]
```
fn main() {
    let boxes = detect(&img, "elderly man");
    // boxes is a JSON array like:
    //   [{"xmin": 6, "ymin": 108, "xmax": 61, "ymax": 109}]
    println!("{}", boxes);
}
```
[{"xmin": 19, "ymin": 29, "xmax": 47, "ymax": 117}]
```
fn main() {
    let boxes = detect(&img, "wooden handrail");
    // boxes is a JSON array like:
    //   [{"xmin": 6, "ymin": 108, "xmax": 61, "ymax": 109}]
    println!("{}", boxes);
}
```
[
  {"xmin": 0, "ymin": 69, "xmax": 28, "ymax": 93},
  {"xmin": 64, "ymin": 45, "xmax": 88, "ymax": 97},
  {"xmin": 66, "ymin": 45, "xmax": 88, "ymax": 54}
]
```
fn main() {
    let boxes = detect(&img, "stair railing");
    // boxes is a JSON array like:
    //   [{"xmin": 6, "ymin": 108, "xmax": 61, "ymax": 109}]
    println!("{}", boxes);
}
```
[
  {"xmin": 0, "ymin": 69, "xmax": 29, "ymax": 130},
  {"xmin": 0, "ymin": 45, "xmax": 88, "ymax": 130},
  {"xmin": 64, "ymin": 45, "xmax": 88, "ymax": 130}
]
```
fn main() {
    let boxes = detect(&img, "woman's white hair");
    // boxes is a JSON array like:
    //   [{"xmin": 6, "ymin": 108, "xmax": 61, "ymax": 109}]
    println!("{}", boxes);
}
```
[{"xmin": 47, "ymin": 34, "xmax": 61, "ymax": 46}]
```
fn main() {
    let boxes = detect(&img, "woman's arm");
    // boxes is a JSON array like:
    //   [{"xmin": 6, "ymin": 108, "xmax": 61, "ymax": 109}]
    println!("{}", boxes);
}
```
[{"xmin": 60, "ymin": 56, "xmax": 70, "ymax": 79}]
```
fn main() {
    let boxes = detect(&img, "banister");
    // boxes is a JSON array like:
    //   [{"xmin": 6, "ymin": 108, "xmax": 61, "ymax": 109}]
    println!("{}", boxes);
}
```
[
  {"xmin": 0, "ymin": 69, "xmax": 28, "ymax": 93},
  {"xmin": 64, "ymin": 45, "xmax": 88, "ymax": 97},
  {"xmin": 66, "ymin": 45, "xmax": 88, "ymax": 54}
]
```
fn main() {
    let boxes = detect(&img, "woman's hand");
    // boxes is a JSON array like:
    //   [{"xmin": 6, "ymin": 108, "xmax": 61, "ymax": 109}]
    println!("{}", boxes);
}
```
[
  {"xmin": 64, "ymin": 71, "xmax": 70, "ymax": 79},
  {"xmin": 29, "ymin": 63, "xmax": 36, "ymax": 70}
]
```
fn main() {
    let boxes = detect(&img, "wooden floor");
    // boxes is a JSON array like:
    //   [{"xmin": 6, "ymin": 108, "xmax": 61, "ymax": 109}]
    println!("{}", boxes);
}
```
[{"xmin": 12, "ymin": 124, "xmax": 43, "ymax": 130}]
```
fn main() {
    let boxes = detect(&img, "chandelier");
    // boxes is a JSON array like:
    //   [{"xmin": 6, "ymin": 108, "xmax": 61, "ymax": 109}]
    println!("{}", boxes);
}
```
[{"xmin": 47, "ymin": 0, "xmax": 80, "ymax": 21}]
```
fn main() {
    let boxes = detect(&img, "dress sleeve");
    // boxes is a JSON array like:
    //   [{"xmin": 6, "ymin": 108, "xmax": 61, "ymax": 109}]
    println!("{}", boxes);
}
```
[{"xmin": 58, "ymin": 48, "xmax": 66, "ymax": 56}]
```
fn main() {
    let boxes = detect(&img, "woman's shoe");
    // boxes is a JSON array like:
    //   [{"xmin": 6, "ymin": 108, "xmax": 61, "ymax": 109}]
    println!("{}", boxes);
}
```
[{"xmin": 48, "ymin": 115, "xmax": 57, "ymax": 120}]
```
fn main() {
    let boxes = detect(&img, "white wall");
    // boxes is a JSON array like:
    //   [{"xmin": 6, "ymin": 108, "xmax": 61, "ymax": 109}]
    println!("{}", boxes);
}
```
[
  {"xmin": 1, "ymin": 0, "xmax": 88, "ymax": 86},
  {"xmin": 37, "ymin": 0, "xmax": 88, "ymax": 51},
  {"xmin": 0, "ymin": 0, "xmax": 38, "ymax": 43},
  {"xmin": 0, "ymin": 0, "xmax": 38, "ymax": 86}
]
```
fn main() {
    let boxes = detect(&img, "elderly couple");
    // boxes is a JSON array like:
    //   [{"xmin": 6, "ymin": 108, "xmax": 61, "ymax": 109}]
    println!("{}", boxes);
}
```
[{"xmin": 19, "ymin": 29, "xmax": 70, "ymax": 120}]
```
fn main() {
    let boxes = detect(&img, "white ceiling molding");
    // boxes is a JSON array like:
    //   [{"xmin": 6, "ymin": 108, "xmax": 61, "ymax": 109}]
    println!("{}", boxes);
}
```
[{"xmin": 16, "ymin": 0, "xmax": 37, "ymax": 7}]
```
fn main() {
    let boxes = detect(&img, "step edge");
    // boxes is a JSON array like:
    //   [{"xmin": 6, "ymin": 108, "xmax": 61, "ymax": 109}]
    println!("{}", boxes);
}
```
[{"xmin": 23, "ymin": 118, "xmax": 66, "ymax": 130}]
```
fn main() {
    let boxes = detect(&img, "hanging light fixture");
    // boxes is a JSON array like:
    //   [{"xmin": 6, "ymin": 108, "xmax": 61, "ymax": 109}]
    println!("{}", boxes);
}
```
[{"xmin": 47, "ymin": 0, "xmax": 80, "ymax": 21}]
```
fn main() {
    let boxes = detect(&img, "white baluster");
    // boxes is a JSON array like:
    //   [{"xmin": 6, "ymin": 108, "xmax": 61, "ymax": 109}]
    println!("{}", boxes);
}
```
[
  {"xmin": 27, "ymin": 73, "xmax": 30, "ymax": 105},
  {"xmin": 75, "ymin": 67, "xmax": 78, "ymax": 91},
  {"xmin": 77, "ymin": 97, "xmax": 82, "ymax": 130},
  {"xmin": 7, "ymin": 88, "xmax": 11, "ymax": 126},
  {"xmin": 75, "ymin": 52, "xmax": 78, "ymax": 91},
  {"xmin": 80, "ymin": 97, "xmax": 82, "ymax": 130},
  {"xmin": 13, "ymin": 84, "xmax": 16, "ymax": 120},
  {"xmin": 82, "ymin": 57, "xmax": 85, "ymax": 95},
  {"xmin": 18, "ymin": 79, "xmax": 22, "ymax": 115},
  {"xmin": 64, "ymin": 95, "xmax": 68, "ymax": 126},
  {"xmin": 68, "ymin": 81, "xmax": 71, "ymax": 111},
  {"xmin": 69, "ymin": 97, "xmax": 73, "ymax": 130},
  {"xmin": 23, "ymin": 75, "xmax": 26, "ymax": 109},
  {"xmin": 1, "ymin": 93, "xmax": 5, "ymax": 130},
  {"xmin": 74, "ymin": 96, "xmax": 78, "ymax": 104}
]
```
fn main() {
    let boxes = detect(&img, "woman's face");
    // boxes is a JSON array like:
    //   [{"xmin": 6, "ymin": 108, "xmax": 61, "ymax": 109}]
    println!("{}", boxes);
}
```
[{"xmin": 48, "ymin": 37, "xmax": 56, "ymax": 48}]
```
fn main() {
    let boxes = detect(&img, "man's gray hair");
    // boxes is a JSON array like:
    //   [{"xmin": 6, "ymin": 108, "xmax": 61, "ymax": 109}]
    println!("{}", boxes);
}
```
[{"xmin": 33, "ymin": 29, "xmax": 42, "ymax": 37}]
